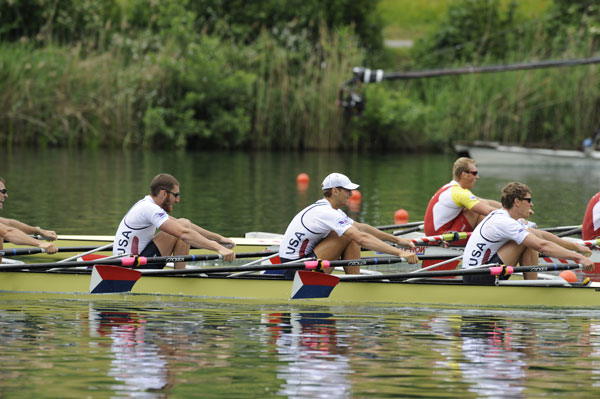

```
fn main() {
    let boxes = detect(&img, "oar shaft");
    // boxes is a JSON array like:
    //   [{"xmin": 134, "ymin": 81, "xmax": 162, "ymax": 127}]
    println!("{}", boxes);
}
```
[
  {"xmin": 0, "ymin": 250, "xmax": 278, "ymax": 271},
  {"xmin": 392, "ymin": 225, "xmax": 423, "ymax": 236},
  {"xmin": 556, "ymin": 227, "xmax": 582, "ymax": 238},
  {"xmin": 0, "ymin": 246, "xmax": 112, "ymax": 257},
  {"xmin": 340, "ymin": 263, "xmax": 582, "ymax": 282},
  {"xmin": 539, "ymin": 225, "xmax": 581, "ymax": 233},
  {"xmin": 141, "ymin": 256, "xmax": 410, "ymax": 276},
  {"xmin": 141, "ymin": 254, "xmax": 458, "ymax": 277},
  {"xmin": 376, "ymin": 221, "xmax": 424, "ymax": 230}
]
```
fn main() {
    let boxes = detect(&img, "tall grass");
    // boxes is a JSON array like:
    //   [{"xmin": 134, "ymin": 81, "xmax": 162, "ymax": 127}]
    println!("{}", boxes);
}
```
[
  {"xmin": 0, "ymin": 44, "xmax": 150, "ymax": 147},
  {"xmin": 245, "ymin": 26, "xmax": 364, "ymax": 150},
  {"xmin": 414, "ymin": 39, "xmax": 600, "ymax": 149}
]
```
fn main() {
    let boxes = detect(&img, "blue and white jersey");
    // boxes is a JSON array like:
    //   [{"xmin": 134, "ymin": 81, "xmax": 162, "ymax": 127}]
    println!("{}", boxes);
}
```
[
  {"xmin": 113, "ymin": 196, "xmax": 169, "ymax": 256},
  {"xmin": 279, "ymin": 199, "xmax": 354, "ymax": 260},
  {"xmin": 462, "ymin": 209, "xmax": 530, "ymax": 269}
]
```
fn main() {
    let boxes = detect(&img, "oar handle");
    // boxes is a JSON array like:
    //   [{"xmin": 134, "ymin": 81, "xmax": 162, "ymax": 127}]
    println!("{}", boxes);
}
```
[
  {"xmin": 580, "ymin": 238, "xmax": 600, "ymax": 248},
  {"xmin": 410, "ymin": 231, "xmax": 470, "ymax": 244}
]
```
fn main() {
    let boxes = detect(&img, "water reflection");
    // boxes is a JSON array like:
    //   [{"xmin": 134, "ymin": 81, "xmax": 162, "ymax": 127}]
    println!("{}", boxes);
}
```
[
  {"xmin": 263, "ymin": 312, "xmax": 351, "ymax": 398},
  {"xmin": 458, "ymin": 316, "xmax": 526, "ymax": 398},
  {"xmin": 89, "ymin": 307, "xmax": 173, "ymax": 397}
]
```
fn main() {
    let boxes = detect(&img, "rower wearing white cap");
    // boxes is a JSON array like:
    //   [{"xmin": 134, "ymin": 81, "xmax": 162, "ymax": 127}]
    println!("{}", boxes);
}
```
[{"xmin": 277, "ymin": 172, "xmax": 418, "ymax": 278}]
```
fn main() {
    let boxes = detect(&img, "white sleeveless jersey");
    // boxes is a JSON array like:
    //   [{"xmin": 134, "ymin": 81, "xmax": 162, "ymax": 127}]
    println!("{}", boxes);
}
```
[
  {"xmin": 113, "ymin": 196, "xmax": 169, "ymax": 256},
  {"xmin": 462, "ymin": 209, "xmax": 530, "ymax": 269},
  {"xmin": 279, "ymin": 199, "xmax": 354, "ymax": 260}
]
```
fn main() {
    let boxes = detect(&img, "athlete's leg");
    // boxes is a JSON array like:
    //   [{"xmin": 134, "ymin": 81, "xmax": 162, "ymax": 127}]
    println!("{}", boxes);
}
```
[
  {"xmin": 153, "ymin": 218, "xmax": 191, "ymax": 269},
  {"xmin": 496, "ymin": 241, "xmax": 539, "ymax": 279},
  {"xmin": 314, "ymin": 231, "xmax": 354, "ymax": 274}
]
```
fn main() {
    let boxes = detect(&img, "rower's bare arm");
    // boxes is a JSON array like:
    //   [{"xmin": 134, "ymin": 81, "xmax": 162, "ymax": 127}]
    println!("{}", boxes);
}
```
[
  {"xmin": 343, "ymin": 226, "xmax": 418, "ymax": 263},
  {"xmin": 161, "ymin": 219, "xmax": 235, "ymax": 261},
  {"xmin": 181, "ymin": 218, "xmax": 236, "ymax": 248},
  {"xmin": 470, "ymin": 200, "xmax": 500, "ymax": 216},
  {"xmin": 0, "ymin": 217, "xmax": 56, "ymax": 240},
  {"xmin": 353, "ymin": 222, "xmax": 415, "ymax": 248},
  {"xmin": 0, "ymin": 224, "xmax": 57, "ymax": 254},
  {"xmin": 534, "ymin": 229, "xmax": 592, "ymax": 256},
  {"xmin": 523, "ymin": 234, "xmax": 594, "ymax": 270}
]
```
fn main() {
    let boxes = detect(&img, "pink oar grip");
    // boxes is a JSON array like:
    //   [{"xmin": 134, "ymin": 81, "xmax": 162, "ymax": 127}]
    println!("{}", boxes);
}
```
[
  {"xmin": 121, "ymin": 257, "xmax": 148, "ymax": 267},
  {"xmin": 304, "ymin": 260, "xmax": 330, "ymax": 270},
  {"xmin": 489, "ymin": 266, "xmax": 513, "ymax": 276}
]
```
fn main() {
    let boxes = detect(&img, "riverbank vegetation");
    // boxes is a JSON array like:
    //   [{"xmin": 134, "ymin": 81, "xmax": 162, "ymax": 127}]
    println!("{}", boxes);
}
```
[{"xmin": 0, "ymin": 0, "xmax": 598, "ymax": 151}]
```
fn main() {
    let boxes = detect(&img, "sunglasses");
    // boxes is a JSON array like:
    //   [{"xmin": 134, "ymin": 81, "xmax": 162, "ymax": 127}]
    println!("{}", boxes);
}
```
[
  {"xmin": 467, "ymin": 171, "xmax": 479, "ymax": 176},
  {"xmin": 0, "ymin": 188, "xmax": 6, "ymax": 194},
  {"xmin": 520, "ymin": 197, "xmax": 533, "ymax": 203},
  {"xmin": 164, "ymin": 189, "xmax": 180, "ymax": 198}
]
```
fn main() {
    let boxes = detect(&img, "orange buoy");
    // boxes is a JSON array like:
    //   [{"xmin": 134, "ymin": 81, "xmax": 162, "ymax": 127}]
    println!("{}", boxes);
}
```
[
  {"xmin": 559, "ymin": 270, "xmax": 577, "ymax": 283},
  {"xmin": 296, "ymin": 173, "xmax": 310, "ymax": 184},
  {"xmin": 348, "ymin": 199, "xmax": 361, "ymax": 213},
  {"xmin": 394, "ymin": 209, "xmax": 409, "ymax": 224},
  {"xmin": 350, "ymin": 190, "xmax": 362, "ymax": 202}
]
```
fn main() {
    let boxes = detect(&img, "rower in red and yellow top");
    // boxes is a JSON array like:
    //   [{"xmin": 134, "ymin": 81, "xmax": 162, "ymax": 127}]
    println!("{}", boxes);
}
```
[
  {"xmin": 0, "ymin": 176, "xmax": 58, "ymax": 259},
  {"xmin": 424, "ymin": 157, "xmax": 501, "ymax": 241},
  {"xmin": 422, "ymin": 158, "xmax": 501, "ymax": 271},
  {"xmin": 582, "ymin": 192, "xmax": 600, "ymax": 240}
]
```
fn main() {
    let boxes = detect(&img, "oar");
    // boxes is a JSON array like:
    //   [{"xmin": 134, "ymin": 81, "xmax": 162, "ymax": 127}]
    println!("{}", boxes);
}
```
[
  {"xmin": 139, "ymin": 254, "xmax": 458, "ymax": 277},
  {"xmin": 339, "ymin": 263, "xmax": 583, "ymax": 282},
  {"xmin": 376, "ymin": 221, "xmax": 424, "ymax": 231},
  {"xmin": 141, "ymin": 256, "xmax": 418, "ymax": 276},
  {"xmin": 227, "ymin": 253, "xmax": 283, "ymax": 278},
  {"xmin": 0, "ymin": 251, "xmax": 278, "ymax": 271},
  {"xmin": 392, "ymin": 224, "xmax": 424, "ymax": 236},
  {"xmin": 556, "ymin": 227, "xmax": 582, "ymax": 238},
  {"xmin": 539, "ymin": 225, "xmax": 581, "ymax": 233},
  {"xmin": 580, "ymin": 238, "xmax": 600, "ymax": 248},
  {"xmin": 409, "ymin": 231, "xmax": 470, "ymax": 245},
  {"xmin": 58, "ymin": 243, "xmax": 114, "ymax": 263},
  {"xmin": 0, "ymin": 245, "xmax": 113, "ymax": 257}
]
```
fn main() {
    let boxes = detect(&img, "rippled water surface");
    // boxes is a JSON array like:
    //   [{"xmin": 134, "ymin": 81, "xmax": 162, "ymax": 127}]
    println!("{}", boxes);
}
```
[{"xmin": 1, "ymin": 296, "xmax": 599, "ymax": 398}]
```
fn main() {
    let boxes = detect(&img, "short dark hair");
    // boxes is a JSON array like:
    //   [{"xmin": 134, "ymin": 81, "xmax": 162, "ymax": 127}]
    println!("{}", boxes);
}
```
[
  {"xmin": 323, "ymin": 188, "xmax": 333, "ymax": 198},
  {"xmin": 150, "ymin": 173, "xmax": 179, "ymax": 196},
  {"xmin": 501, "ymin": 182, "xmax": 531, "ymax": 209}
]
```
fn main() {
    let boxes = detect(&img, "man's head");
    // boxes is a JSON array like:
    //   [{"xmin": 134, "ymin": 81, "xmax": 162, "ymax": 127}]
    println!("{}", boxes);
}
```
[
  {"xmin": 453, "ymin": 157, "xmax": 479, "ymax": 189},
  {"xmin": 150, "ymin": 173, "xmax": 180, "ymax": 213},
  {"xmin": 501, "ymin": 182, "xmax": 533, "ymax": 215},
  {"xmin": 0, "ymin": 176, "xmax": 6, "ymax": 211},
  {"xmin": 322, "ymin": 173, "xmax": 359, "ymax": 208}
]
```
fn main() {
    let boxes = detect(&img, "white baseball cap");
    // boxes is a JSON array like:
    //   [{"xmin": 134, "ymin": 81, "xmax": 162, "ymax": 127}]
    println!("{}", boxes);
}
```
[{"xmin": 321, "ymin": 173, "xmax": 359, "ymax": 190}]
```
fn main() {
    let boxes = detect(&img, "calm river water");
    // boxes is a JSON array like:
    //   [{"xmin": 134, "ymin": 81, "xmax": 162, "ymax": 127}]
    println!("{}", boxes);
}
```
[{"xmin": 2, "ymin": 148, "xmax": 600, "ymax": 398}]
